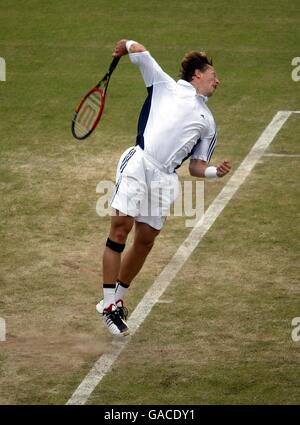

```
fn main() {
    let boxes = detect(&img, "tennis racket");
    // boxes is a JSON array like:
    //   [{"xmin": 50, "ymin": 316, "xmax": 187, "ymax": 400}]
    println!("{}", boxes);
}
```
[{"xmin": 71, "ymin": 56, "xmax": 120, "ymax": 140}]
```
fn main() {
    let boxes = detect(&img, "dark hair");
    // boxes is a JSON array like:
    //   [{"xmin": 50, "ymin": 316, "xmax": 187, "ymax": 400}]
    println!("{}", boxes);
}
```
[{"xmin": 179, "ymin": 51, "xmax": 213, "ymax": 82}]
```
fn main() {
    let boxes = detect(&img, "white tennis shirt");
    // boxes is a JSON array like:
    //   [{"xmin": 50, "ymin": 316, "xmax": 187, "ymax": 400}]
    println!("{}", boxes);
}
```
[{"xmin": 129, "ymin": 51, "xmax": 217, "ymax": 173}]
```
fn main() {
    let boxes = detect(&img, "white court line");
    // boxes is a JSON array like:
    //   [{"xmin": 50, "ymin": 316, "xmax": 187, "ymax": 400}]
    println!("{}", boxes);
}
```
[
  {"xmin": 66, "ymin": 110, "xmax": 298, "ymax": 405},
  {"xmin": 263, "ymin": 153, "xmax": 300, "ymax": 157}
]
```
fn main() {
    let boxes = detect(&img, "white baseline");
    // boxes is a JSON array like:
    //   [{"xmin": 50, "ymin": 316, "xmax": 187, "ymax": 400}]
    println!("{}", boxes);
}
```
[{"xmin": 66, "ymin": 110, "xmax": 298, "ymax": 405}]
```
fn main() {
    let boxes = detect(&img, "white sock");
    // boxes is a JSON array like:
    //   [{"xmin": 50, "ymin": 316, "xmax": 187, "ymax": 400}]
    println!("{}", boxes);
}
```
[
  {"xmin": 103, "ymin": 284, "xmax": 116, "ymax": 310},
  {"xmin": 115, "ymin": 280, "xmax": 130, "ymax": 304}
]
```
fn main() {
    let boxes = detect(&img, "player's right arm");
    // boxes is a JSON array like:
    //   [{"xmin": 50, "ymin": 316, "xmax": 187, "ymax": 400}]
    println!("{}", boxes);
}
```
[
  {"xmin": 112, "ymin": 39, "xmax": 173, "ymax": 87},
  {"xmin": 113, "ymin": 39, "xmax": 146, "ymax": 56}
]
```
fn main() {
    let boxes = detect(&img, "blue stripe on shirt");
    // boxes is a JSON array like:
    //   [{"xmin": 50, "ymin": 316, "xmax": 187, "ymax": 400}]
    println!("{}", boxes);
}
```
[
  {"xmin": 120, "ymin": 149, "xmax": 136, "ymax": 173},
  {"xmin": 136, "ymin": 86, "xmax": 153, "ymax": 150},
  {"xmin": 207, "ymin": 132, "xmax": 217, "ymax": 162}
]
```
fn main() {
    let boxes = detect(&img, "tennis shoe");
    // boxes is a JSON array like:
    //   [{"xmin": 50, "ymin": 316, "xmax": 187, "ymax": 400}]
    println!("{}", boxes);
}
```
[
  {"xmin": 116, "ymin": 299, "xmax": 129, "ymax": 322},
  {"xmin": 98, "ymin": 303, "xmax": 129, "ymax": 336},
  {"xmin": 96, "ymin": 300, "xmax": 105, "ymax": 314},
  {"xmin": 96, "ymin": 299, "xmax": 129, "ymax": 321}
]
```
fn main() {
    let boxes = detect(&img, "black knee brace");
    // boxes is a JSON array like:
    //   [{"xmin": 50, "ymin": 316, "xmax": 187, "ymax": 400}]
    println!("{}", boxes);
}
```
[{"xmin": 106, "ymin": 237, "xmax": 125, "ymax": 253}]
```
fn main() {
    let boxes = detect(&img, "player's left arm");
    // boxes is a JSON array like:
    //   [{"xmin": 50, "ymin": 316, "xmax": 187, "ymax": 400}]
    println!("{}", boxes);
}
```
[{"xmin": 189, "ymin": 159, "xmax": 231, "ymax": 178}]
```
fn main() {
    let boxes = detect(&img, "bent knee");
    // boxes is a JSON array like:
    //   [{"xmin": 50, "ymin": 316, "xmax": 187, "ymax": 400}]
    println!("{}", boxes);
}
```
[
  {"xmin": 109, "ymin": 214, "xmax": 134, "ymax": 244},
  {"xmin": 109, "ymin": 223, "xmax": 133, "ymax": 244},
  {"xmin": 109, "ymin": 228, "xmax": 129, "ymax": 244}
]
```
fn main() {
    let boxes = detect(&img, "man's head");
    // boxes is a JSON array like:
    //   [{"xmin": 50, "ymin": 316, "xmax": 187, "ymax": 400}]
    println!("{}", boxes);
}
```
[{"xmin": 180, "ymin": 51, "xmax": 220, "ymax": 97}]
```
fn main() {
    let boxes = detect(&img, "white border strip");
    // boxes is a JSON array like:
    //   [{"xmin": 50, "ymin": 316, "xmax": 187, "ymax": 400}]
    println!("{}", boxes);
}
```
[
  {"xmin": 66, "ymin": 110, "xmax": 297, "ymax": 405},
  {"xmin": 263, "ymin": 153, "xmax": 300, "ymax": 157}
]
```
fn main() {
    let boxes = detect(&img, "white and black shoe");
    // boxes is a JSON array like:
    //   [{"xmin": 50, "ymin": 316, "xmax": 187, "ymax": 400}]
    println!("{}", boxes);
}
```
[
  {"xmin": 115, "ymin": 299, "xmax": 129, "ymax": 322},
  {"xmin": 96, "ymin": 299, "xmax": 129, "ymax": 322},
  {"xmin": 97, "ymin": 303, "xmax": 129, "ymax": 336}
]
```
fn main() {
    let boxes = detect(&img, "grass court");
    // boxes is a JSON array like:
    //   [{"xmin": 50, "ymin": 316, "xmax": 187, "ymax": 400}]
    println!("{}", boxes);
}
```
[{"xmin": 0, "ymin": 0, "xmax": 299, "ymax": 404}]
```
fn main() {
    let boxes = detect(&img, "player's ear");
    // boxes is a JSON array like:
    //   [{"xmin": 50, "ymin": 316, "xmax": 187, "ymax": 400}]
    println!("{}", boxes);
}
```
[{"xmin": 193, "ymin": 69, "xmax": 202, "ymax": 79}]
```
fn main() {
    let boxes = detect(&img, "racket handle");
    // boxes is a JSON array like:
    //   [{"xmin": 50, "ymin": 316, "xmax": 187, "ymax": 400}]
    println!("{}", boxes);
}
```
[{"xmin": 109, "ymin": 56, "xmax": 120, "ymax": 74}]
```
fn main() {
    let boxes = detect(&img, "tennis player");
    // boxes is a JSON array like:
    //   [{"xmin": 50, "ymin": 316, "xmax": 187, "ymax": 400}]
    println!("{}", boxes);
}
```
[{"xmin": 97, "ymin": 39, "xmax": 231, "ymax": 335}]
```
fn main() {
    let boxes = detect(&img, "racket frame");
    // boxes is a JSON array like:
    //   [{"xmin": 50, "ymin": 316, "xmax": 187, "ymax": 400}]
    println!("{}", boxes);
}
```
[{"xmin": 71, "ymin": 56, "xmax": 120, "ymax": 140}]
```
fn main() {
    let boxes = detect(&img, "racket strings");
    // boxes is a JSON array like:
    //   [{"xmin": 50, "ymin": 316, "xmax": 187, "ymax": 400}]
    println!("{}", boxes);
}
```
[{"xmin": 73, "ymin": 90, "xmax": 104, "ymax": 138}]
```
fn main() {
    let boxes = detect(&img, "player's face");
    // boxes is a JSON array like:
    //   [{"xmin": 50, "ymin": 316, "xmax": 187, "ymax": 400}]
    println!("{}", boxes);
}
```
[{"xmin": 196, "ymin": 66, "xmax": 220, "ymax": 97}]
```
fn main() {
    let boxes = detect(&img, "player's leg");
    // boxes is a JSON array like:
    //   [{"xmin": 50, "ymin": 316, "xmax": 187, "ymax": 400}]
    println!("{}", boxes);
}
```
[
  {"xmin": 102, "ymin": 211, "xmax": 134, "ymax": 285},
  {"xmin": 117, "ymin": 221, "xmax": 160, "ymax": 290},
  {"xmin": 110, "ymin": 222, "xmax": 160, "ymax": 327},
  {"xmin": 100, "ymin": 211, "xmax": 134, "ymax": 336},
  {"xmin": 102, "ymin": 211, "xmax": 134, "ymax": 303}
]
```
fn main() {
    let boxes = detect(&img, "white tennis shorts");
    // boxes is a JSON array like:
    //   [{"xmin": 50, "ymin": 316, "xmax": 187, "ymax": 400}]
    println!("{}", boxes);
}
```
[{"xmin": 110, "ymin": 146, "xmax": 179, "ymax": 230}]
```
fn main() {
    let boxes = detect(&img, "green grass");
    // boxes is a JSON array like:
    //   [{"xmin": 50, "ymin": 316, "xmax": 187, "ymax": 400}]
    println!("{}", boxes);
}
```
[{"xmin": 0, "ymin": 0, "xmax": 300, "ymax": 405}]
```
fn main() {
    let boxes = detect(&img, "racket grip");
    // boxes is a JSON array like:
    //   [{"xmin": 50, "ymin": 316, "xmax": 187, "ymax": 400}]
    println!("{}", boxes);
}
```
[{"xmin": 109, "ymin": 56, "xmax": 120, "ymax": 73}]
